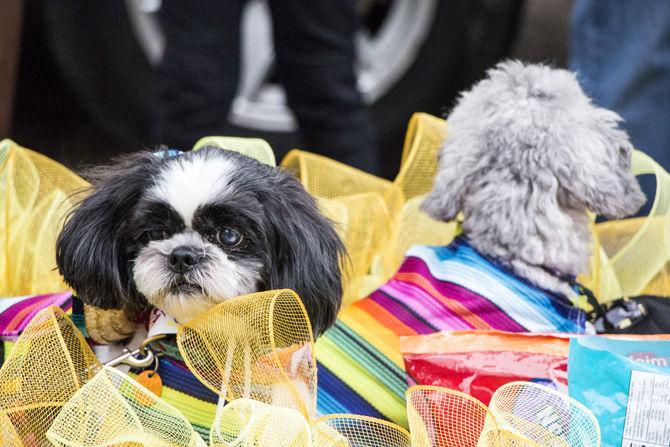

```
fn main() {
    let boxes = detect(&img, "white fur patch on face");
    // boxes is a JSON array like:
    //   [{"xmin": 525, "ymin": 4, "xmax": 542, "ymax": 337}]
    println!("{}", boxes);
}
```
[
  {"xmin": 149, "ymin": 155, "xmax": 237, "ymax": 227},
  {"xmin": 133, "ymin": 231, "xmax": 262, "ymax": 323}
]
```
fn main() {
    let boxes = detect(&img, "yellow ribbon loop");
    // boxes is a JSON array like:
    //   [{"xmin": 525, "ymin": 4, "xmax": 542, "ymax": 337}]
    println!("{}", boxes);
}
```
[
  {"xmin": 192, "ymin": 137, "xmax": 277, "ymax": 167},
  {"xmin": 211, "ymin": 398, "xmax": 312, "ymax": 447},
  {"xmin": 0, "ymin": 140, "xmax": 89, "ymax": 297},
  {"xmin": 407, "ymin": 383, "xmax": 600, "ymax": 447},
  {"xmin": 47, "ymin": 366, "xmax": 207, "ymax": 447},
  {"xmin": 0, "ymin": 306, "xmax": 100, "ymax": 446},
  {"xmin": 582, "ymin": 150, "xmax": 670, "ymax": 301},
  {"xmin": 282, "ymin": 113, "xmax": 455, "ymax": 306},
  {"xmin": 178, "ymin": 289, "xmax": 317, "ymax": 418}
]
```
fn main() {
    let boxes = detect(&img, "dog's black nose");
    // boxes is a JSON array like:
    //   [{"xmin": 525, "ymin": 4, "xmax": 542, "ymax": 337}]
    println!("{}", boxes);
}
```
[{"xmin": 168, "ymin": 246, "xmax": 203, "ymax": 274}]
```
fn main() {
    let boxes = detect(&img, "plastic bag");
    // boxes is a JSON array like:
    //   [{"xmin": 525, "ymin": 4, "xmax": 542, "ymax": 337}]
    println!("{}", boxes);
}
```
[
  {"xmin": 568, "ymin": 336, "xmax": 670, "ymax": 447},
  {"xmin": 401, "ymin": 330, "xmax": 570, "ymax": 405}
]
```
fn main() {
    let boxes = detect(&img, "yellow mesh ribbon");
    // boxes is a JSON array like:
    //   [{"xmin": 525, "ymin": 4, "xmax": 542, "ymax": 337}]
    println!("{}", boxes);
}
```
[
  {"xmin": 180, "ymin": 288, "xmax": 412, "ymax": 446},
  {"xmin": 210, "ymin": 400, "xmax": 407, "ymax": 447},
  {"xmin": 0, "ymin": 140, "xmax": 89, "ymax": 296},
  {"xmin": 177, "ymin": 289, "xmax": 317, "ymax": 417},
  {"xmin": 582, "ymin": 150, "xmax": 670, "ymax": 300},
  {"xmin": 0, "ymin": 306, "xmax": 100, "ymax": 446},
  {"xmin": 41, "ymin": 291, "xmax": 598, "ymax": 447},
  {"xmin": 47, "ymin": 366, "xmax": 207, "ymax": 447},
  {"xmin": 395, "ymin": 112, "xmax": 450, "ymax": 200},
  {"xmin": 407, "ymin": 383, "xmax": 600, "ymax": 447},
  {"xmin": 282, "ymin": 113, "xmax": 456, "ymax": 305},
  {"xmin": 192, "ymin": 137, "xmax": 277, "ymax": 167}
]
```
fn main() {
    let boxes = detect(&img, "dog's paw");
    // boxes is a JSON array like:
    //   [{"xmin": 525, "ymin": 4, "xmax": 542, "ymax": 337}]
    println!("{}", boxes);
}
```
[{"xmin": 84, "ymin": 304, "xmax": 136, "ymax": 344}]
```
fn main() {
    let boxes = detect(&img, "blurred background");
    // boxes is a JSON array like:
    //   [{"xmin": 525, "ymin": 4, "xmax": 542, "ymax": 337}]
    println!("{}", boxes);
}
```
[{"xmin": 1, "ymin": 0, "xmax": 667, "ymax": 179}]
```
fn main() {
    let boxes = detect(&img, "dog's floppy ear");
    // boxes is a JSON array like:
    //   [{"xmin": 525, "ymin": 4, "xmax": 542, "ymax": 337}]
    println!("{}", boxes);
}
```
[
  {"xmin": 556, "ymin": 108, "xmax": 646, "ymax": 218},
  {"xmin": 422, "ymin": 74, "xmax": 493, "ymax": 222},
  {"xmin": 422, "ymin": 123, "xmax": 482, "ymax": 222},
  {"xmin": 56, "ymin": 152, "xmax": 161, "ymax": 312},
  {"xmin": 262, "ymin": 174, "xmax": 345, "ymax": 336}
]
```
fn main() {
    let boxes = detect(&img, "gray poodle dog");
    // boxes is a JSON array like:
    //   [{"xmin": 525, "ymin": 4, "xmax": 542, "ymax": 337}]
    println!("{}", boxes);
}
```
[{"xmin": 423, "ymin": 61, "xmax": 646, "ymax": 298}]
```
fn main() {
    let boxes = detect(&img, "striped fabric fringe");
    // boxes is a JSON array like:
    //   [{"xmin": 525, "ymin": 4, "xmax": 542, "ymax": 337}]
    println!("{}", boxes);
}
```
[
  {"xmin": 0, "ymin": 292, "xmax": 72, "ymax": 371},
  {"xmin": 0, "ymin": 292, "xmax": 72, "ymax": 341},
  {"xmin": 315, "ymin": 237, "xmax": 587, "ymax": 426}
]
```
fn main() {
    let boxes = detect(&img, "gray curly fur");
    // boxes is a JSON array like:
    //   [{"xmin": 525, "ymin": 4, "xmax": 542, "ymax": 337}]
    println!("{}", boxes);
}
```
[{"xmin": 423, "ymin": 61, "xmax": 646, "ymax": 297}]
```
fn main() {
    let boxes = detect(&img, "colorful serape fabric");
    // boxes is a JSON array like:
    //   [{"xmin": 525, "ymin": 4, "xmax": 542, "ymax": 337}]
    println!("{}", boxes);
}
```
[
  {"xmin": 0, "ymin": 292, "xmax": 72, "ymax": 371},
  {"xmin": 0, "ymin": 292, "xmax": 72, "ymax": 339},
  {"xmin": 0, "ymin": 238, "xmax": 588, "ymax": 434},
  {"xmin": 315, "ymin": 237, "xmax": 587, "ymax": 427}
]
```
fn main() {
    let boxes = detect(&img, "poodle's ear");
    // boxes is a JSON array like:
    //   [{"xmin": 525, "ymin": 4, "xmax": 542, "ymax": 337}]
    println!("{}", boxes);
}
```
[
  {"xmin": 262, "ymin": 174, "xmax": 345, "ymax": 336},
  {"xmin": 557, "ymin": 108, "xmax": 646, "ymax": 218},
  {"xmin": 56, "ymin": 152, "xmax": 161, "ymax": 311},
  {"xmin": 422, "ymin": 133, "xmax": 480, "ymax": 222}
]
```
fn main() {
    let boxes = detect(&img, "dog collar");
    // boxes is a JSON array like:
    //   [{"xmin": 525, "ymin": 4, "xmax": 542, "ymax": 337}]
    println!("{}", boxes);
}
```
[
  {"xmin": 147, "ymin": 307, "xmax": 179, "ymax": 337},
  {"xmin": 153, "ymin": 148, "xmax": 184, "ymax": 159},
  {"xmin": 530, "ymin": 263, "xmax": 602, "ymax": 316}
]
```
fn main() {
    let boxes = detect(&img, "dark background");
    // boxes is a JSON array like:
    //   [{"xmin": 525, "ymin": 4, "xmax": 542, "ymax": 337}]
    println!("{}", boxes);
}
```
[{"xmin": 3, "ymin": 0, "xmax": 572, "ymax": 178}]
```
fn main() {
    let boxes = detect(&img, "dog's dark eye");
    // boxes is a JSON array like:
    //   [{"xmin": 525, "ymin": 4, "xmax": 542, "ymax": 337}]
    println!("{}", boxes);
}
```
[
  {"xmin": 217, "ymin": 228, "xmax": 242, "ymax": 247},
  {"xmin": 145, "ymin": 230, "xmax": 168, "ymax": 241}
]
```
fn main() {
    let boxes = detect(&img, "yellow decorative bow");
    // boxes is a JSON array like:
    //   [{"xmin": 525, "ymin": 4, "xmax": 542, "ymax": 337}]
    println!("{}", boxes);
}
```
[
  {"xmin": 0, "ymin": 306, "xmax": 100, "ymax": 446},
  {"xmin": 1, "ymin": 291, "xmax": 599, "ymax": 447},
  {"xmin": 407, "ymin": 384, "xmax": 599, "ymax": 447},
  {"xmin": 281, "ymin": 113, "xmax": 456, "ymax": 305},
  {"xmin": 0, "ymin": 140, "xmax": 88, "ymax": 297},
  {"xmin": 582, "ymin": 150, "xmax": 670, "ymax": 301}
]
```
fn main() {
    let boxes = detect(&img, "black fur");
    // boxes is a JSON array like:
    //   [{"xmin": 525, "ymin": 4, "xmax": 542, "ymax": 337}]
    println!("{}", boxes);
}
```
[
  {"xmin": 255, "ymin": 166, "xmax": 346, "ymax": 336},
  {"xmin": 56, "ymin": 147, "xmax": 345, "ymax": 335},
  {"xmin": 56, "ymin": 152, "xmax": 166, "ymax": 314}
]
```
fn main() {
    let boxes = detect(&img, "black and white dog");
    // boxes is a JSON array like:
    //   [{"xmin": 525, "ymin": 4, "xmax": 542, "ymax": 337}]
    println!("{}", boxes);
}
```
[{"xmin": 56, "ymin": 147, "xmax": 344, "ymax": 337}]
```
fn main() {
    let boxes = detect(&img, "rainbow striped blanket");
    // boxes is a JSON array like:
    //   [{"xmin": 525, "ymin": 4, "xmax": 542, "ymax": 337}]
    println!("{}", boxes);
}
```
[
  {"xmin": 0, "ymin": 238, "xmax": 587, "ymax": 434},
  {"xmin": 314, "ymin": 237, "xmax": 587, "ymax": 426}
]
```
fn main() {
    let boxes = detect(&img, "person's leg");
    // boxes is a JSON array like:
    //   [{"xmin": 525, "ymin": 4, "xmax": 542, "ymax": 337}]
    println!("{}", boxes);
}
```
[
  {"xmin": 0, "ymin": 0, "xmax": 22, "ymax": 137},
  {"xmin": 153, "ymin": 0, "xmax": 243, "ymax": 150},
  {"xmin": 268, "ymin": 0, "xmax": 380, "ymax": 174},
  {"xmin": 570, "ymin": 0, "xmax": 670, "ymax": 172}
]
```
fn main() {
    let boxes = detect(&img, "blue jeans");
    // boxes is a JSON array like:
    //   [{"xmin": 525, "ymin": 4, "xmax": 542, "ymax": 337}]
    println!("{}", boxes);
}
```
[{"xmin": 570, "ymin": 0, "xmax": 670, "ymax": 175}]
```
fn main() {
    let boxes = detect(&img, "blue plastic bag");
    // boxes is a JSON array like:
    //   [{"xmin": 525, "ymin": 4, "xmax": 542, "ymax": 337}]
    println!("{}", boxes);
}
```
[{"xmin": 568, "ymin": 336, "xmax": 670, "ymax": 447}]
